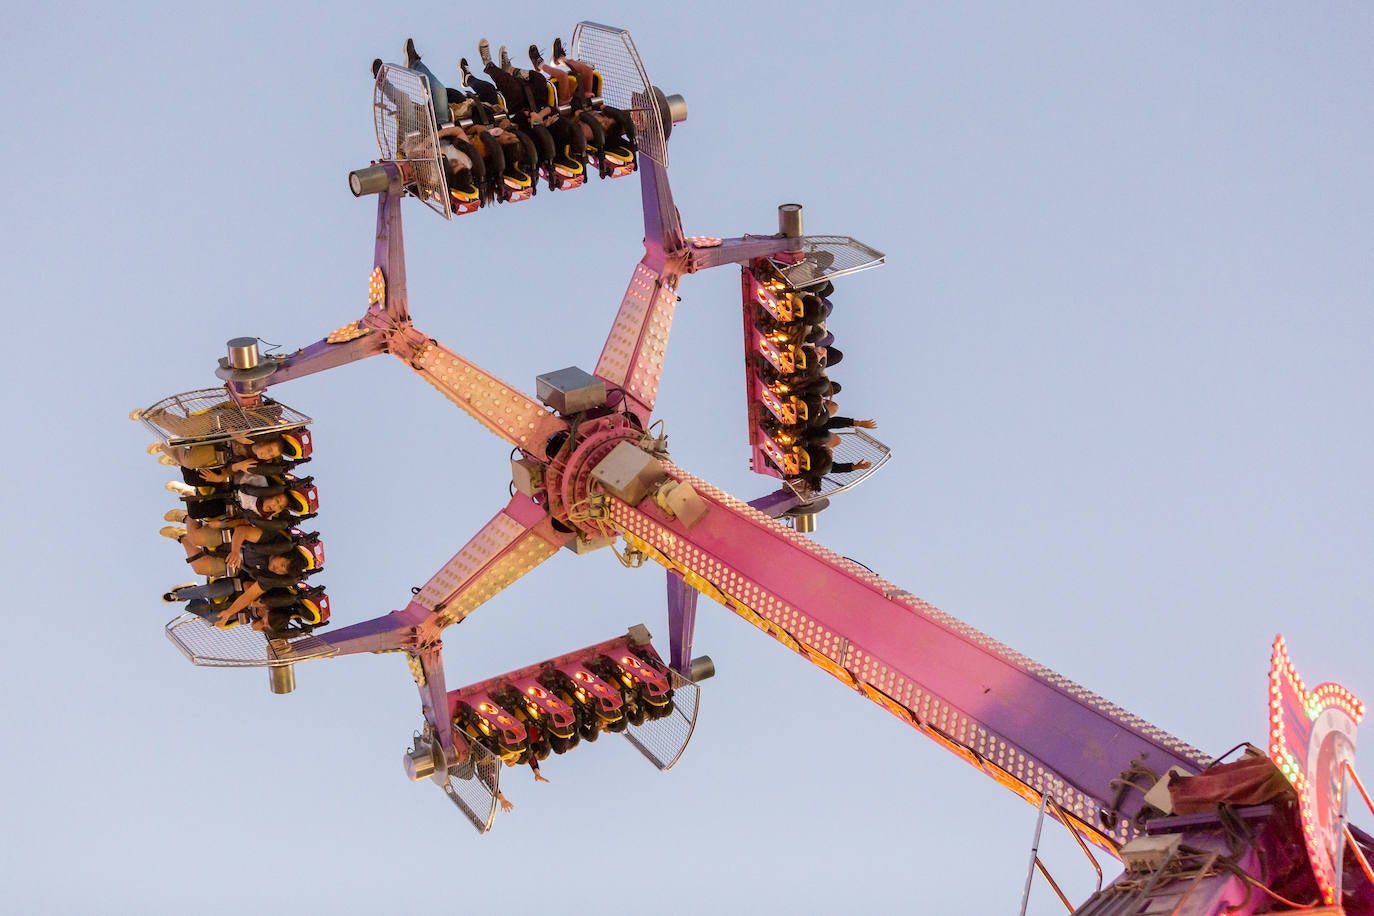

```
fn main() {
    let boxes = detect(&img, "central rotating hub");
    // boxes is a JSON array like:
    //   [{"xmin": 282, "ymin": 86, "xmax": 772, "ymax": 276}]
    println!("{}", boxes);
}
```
[{"xmin": 541, "ymin": 415, "xmax": 643, "ymax": 539}]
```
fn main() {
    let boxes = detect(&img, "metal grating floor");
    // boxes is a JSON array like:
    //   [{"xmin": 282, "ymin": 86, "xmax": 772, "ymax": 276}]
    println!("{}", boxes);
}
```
[
  {"xmin": 164, "ymin": 613, "xmax": 336, "ymax": 667},
  {"xmin": 442, "ymin": 744, "xmax": 503, "ymax": 833},
  {"xmin": 786, "ymin": 427, "xmax": 892, "ymax": 504},
  {"xmin": 373, "ymin": 64, "xmax": 451, "ymax": 219},
  {"xmin": 138, "ymin": 389, "xmax": 311, "ymax": 448},
  {"xmin": 622, "ymin": 671, "xmax": 701, "ymax": 770},
  {"xmin": 771, "ymin": 236, "xmax": 887, "ymax": 289}
]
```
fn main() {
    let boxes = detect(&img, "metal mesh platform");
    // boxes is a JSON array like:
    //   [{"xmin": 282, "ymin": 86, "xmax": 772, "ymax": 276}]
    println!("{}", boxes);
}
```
[
  {"xmin": 373, "ymin": 64, "xmax": 451, "ymax": 219},
  {"xmin": 572, "ymin": 22, "xmax": 667, "ymax": 168},
  {"xmin": 771, "ymin": 236, "xmax": 887, "ymax": 289},
  {"xmin": 442, "ymin": 744, "xmax": 502, "ymax": 833},
  {"xmin": 622, "ymin": 671, "xmax": 701, "ymax": 770},
  {"xmin": 164, "ymin": 613, "xmax": 336, "ymax": 667},
  {"xmin": 785, "ymin": 427, "xmax": 892, "ymax": 505},
  {"xmin": 138, "ymin": 389, "xmax": 311, "ymax": 447}
]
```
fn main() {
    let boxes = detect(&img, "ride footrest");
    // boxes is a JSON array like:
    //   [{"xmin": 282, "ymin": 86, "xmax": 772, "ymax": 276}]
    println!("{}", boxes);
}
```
[
  {"xmin": 136, "ymin": 388, "xmax": 312, "ymax": 449},
  {"xmin": 164, "ymin": 612, "xmax": 336, "ymax": 668},
  {"xmin": 442, "ymin": 625, "xmax": 701, "ymax": 831},
  {"xmin": 783, "ymin": 427, "xmax": 892, "ymax": 503}
]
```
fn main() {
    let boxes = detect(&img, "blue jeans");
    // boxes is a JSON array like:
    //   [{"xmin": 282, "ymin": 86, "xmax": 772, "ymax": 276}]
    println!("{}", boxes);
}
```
[
  {"xmin": 410, "ymin": 59, "xmax": 452, "ymax": 126},
  {"xmin": 174, "ymin": 577, "xmax": 240, "ymax": 605}
]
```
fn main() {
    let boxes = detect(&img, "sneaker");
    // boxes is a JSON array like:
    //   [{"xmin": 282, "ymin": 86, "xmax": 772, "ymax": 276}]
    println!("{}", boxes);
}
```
[
  {"xmin": 457, "ymin": 57, "xmax": 471, "ymax": 87},
  {"xmin": 159, "ymin": 525, "xmax": 187, "ymax": 541},
  {"xmin": 528, "ymin": 44, "xmax": 544, "ymax": 68},
  {"xmin": 164, "ymin": 508, "xmax": 188, "ymax": 523},
  {"xmin": 165, "ymin": 480, "xmax": 196, "ymax": 496},
  {"xmin": 146, "ymin": 442, "xmax": 164, "ymax": 455},
  {"xmin": 552, "ymin": 37, "xmax": 566, "ymax": 63},
  {"xmin": 157, "ymin": 455, "xmax": 177, "ymax": 467},
  {"xmin": 498, "ymin": 45, "xmax": 512, "ymax": 72},
  {"xmin": 372, "ymin": 58, "xmax": 383, "ymax": 79},
  {"xmin": 404, "ymin": 38, "xmax": 419, "ymax": 67},
  {"xmin": 478, "ymin": 38, "xmax": 492, "ymax": 68}
]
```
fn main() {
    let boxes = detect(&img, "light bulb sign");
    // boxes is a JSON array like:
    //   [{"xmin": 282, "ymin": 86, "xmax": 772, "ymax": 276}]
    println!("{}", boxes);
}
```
[{"xmin": 1268, "ymin": 634, "xmax": 1364, "ymax": 905}]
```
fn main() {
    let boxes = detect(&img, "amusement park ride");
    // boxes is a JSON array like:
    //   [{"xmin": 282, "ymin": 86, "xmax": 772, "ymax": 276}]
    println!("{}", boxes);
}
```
[{"xmin": 136, "ymin": 23, "xmax": 1374, "ymax": 915}]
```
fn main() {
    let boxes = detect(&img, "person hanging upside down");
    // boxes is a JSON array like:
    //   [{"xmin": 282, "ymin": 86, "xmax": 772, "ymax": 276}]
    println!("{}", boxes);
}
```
[
  {"xmin": 800, "ymin": 444, "xmax": 872, "ymax": 480},
  {"xmin": 816, "ymin": 403, "xmax": 877, "ymax": 432},
  {"xmin": 402, "ymin": 38, "xmax": 456, "ymax": 126},
  {"xmin": 160, "ymin": 516, "xmax": 307, "ymax": 582}
]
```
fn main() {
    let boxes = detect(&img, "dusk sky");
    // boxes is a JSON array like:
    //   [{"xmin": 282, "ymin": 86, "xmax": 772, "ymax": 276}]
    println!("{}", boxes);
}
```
[{"xmin": 5, "ymin": 4, "xmax": 1371, "ymax": 913}]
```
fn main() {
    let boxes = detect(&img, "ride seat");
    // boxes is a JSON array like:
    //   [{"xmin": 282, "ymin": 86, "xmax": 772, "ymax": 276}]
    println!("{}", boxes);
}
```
[{"xmin": 760, "ymin": 432, "xmax": 804, "ymax": 477}]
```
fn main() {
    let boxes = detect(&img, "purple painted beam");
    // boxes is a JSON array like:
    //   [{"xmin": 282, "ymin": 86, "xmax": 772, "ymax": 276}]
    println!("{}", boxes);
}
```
[
  {"xmin": 244, "ymin": 332, "xmax": 387, "ymax": 389},
  {"xmin": 748, "ymin": 488, "xmax": 802, "ymax": 518},
  {"xmin": 638, "ymin": 156, "xmax": 683, "ymax": 266},
  {"xmin": 367, "ymin": 168, "xmax": 411, "ymax": 325},
  {"xmin": 314, "ymin": 606, "xmax": 424, "ymax": 657},
  {"xmin": 666, "ymin": 570, "xmax": 698, "ymax": 676},
  {"xmin": 686, "ymin": 235, "xmax": 797, "ymax": 272},
  {"xmin": 230, "ymin": 172, "xmax": 409, "ymax": 395}
]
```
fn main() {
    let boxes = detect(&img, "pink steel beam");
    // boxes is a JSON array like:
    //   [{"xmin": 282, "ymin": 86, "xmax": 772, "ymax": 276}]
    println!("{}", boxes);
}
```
[
  {"xmin": 605, "ymin": 462, "xmax": 1210, "ymax": 853},
  {"xmin": 593, "ymin": 133, "xmax": 793, "ymax": 425},
  {"xmin": 402, "ymin": 332, "xmax": 569, "ymax": 452},
  {"xmin": 593, "ymin": 259, "xmax": 681, "ymax": 421},
  {"xmin": 400, "ymin": 495, "xmax": 571, "ymax": 631},
  {"xmin": 316, "ymin": 495, "xmax": 570, "ymax": 775}
]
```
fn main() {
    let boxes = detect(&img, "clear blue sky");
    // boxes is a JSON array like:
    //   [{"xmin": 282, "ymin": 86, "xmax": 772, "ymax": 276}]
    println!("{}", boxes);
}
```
[{"xmin": 5, "ymin": 3, "xmax": 1371, "ymax": 913}]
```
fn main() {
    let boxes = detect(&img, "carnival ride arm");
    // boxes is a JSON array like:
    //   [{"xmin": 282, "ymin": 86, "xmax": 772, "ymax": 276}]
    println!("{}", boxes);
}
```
[
  {"xmin": 685, "ymin": 235, "xmax": 804, "ymax": 271},
  {"xmin": 222, "ymin": 176, "xmax": 410, "ymax": 395},
  {"xmin": 400, "ymin": 332, "xmax": 569, "ymax": 452},
  {"xmin": 315, "ymin": 495, "xmax": 571, "ymax": 658},
  {"xmin": 592, "ymin": 258, "xmax": 681, "ymax": 423},
  {"xmin": 606, "ymin": 460, "xmax": 1211, "ymax": 854},
  {"xmin": 401, "ymin": 494, "xmax": 572, "ymax": 632},
  {"xmin": 393, "ymin": 495, "xmax": 572, "ymax": 776}
]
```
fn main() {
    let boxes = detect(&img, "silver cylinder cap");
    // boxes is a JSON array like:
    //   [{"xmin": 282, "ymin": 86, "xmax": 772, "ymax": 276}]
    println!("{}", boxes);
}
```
[
  {"xmin": 349, "ymin": 165, "xmax": 391, "ymax": 197},
  {"xmin": 778, "ymin": 203, "xmax": 804, "ymax": 239},
  {"xmin": 226, "ymin": 337, "xmax": 260, "ymax": 370},
  {"xmin": 665, "ymin": 93, "xmax": 688, "ymax": 125},
  {"xmin": 403, "ymin": 744, "xmax": 437, "ymax": 781},
  {"xmin": 268, "ymin": 664, "xmax": 296, "ymax": 694},
  {"xmin": 689, "ymin": 655, "xmax": 716, "ymax": 682}
]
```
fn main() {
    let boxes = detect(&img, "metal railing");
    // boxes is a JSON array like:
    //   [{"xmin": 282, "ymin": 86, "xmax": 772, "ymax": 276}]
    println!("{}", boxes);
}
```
[
  {"xmin": 572, "ymin": 22, "xmax": 667, "ymax": 168},
  {"xmin": 373, "ymin": 65, "xmax": 451, "ymax": 219},
  {"xmin": 138, "ymin": 388, "xmax": 310, "ymax": 447}
]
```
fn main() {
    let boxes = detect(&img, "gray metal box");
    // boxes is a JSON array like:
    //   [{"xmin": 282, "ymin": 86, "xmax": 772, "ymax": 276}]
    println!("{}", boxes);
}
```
[
  {"xmin": 564, "ymin": 534, "xmax": 616, "ymax": 555},
  {"xmin": 535, "ymin": 366, "xmax": 606, "ymax": 416},
  {"xmin": 1120, "ymin": 834, "xmax": 1181, "ymax": 872},
  {"xmin": 591, "ymin": 441, "xmax": 666, "ymax": 506},
  {"xmin": 511, "ymin": 457, "xmax": 543, "ymax": 497}
]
